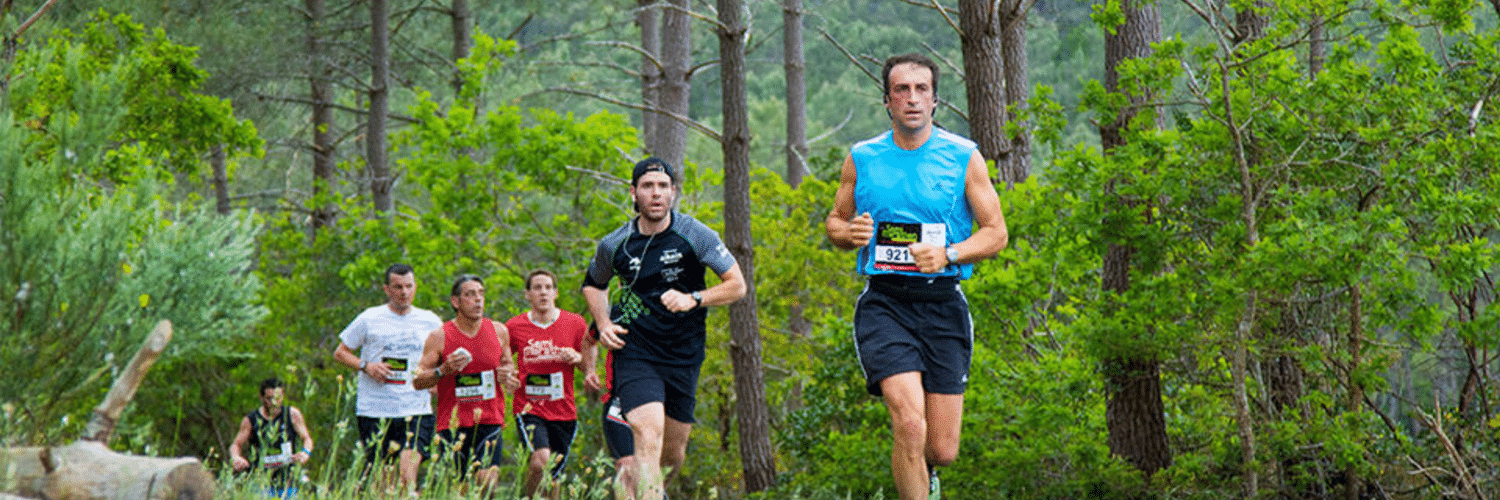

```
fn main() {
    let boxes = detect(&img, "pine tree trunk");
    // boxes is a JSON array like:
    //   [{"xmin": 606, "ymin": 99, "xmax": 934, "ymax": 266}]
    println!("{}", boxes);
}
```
[
  {"xmin": 1344, "ymin": 284, "xmax": 1364, "ymax": 500},
  {"xmin": 637, "ymin": 0, "xmax": 662, "ymax": 152},
  {"xmin": 782, "ymin": 0, "xmax": 808, "ymax": 188},
  {"xmin": 958, "ymin": 0, "xmax": 1007, "ymax": 165},
  {"xmin": 1099, "ymin": 0, "xmax": 1171, "ymax": 477},
  {"xmin": 211, "ymin": 144, "xmax": 229, "ymax": 215},
  {"xmin": 718, "ymin": 0, "xmax": 775, "ymax": 490},
  {"xmin": 450, "ymin": 0, "xmax": 471, "ymax": 96},
  {"xmin": 1103, "ymin": 356, "xmax": 1172, "ymax": 474},
  {"xmin": 654, "ymin": 0, "xmax": 691, "ymax": 169},
  {"xmin": 782, "ymin": 0, "xmax": 812, "ymax": 337},
  {"xmin": 1308, "ymin": 15, "xmax": 1326, "ymax": 77},
  {"xmin": 368, "ymin": 0, "xmax": 392, "ymax": 212},
  {"xmin": 999, "ymin": 0, "xmax": 1031, "ymax": 183},
  {"xmin": 305, "ymin": 0, "xmax": 336, "ymax": 229}
]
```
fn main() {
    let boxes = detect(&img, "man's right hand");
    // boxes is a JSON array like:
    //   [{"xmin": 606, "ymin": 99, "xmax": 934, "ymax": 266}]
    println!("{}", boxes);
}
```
[
  {"xmin": 362, "ymin": 361, "xmax": 392, "ymax": 381},
  {"xmin": 583, "ymin": 372, "xmax": 605, "ymax": 394},
  {"xmin": 232, "ymin": 456, "xmax": 250, "ymax": 471},
  {"xmin": 444, "ymin": 348, "xmax": 473, "ymax": 374},
  {"xmin": 845, "ymin": 212, "xmax": 875, "ymax": 248},
  {"xmin": 597, "ymin": 322, "xmax": 629, "ymax": 350}
]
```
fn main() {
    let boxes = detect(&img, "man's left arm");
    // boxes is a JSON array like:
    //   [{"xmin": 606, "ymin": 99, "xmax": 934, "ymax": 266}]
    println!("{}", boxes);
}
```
[
  {"xmin": 912, "ymin": 150, "xmax": 1008, "ymax": 272},
  {"xmin": 662, "ymin": 263, "xmax": 746, "ymax": 313},
  {"xmin": 290, "ymin": 407, "xmax": 313, "ymax": 464},
  {"xmin": 494, "ymin": 321, "xmax": 521, "ymax": 392}
]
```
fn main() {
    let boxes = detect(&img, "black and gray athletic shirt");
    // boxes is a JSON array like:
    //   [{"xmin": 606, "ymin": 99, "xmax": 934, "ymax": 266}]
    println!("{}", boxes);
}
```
[{"xmin": 583, "ymin": 211, "xmax": 736, "ymax": 367}]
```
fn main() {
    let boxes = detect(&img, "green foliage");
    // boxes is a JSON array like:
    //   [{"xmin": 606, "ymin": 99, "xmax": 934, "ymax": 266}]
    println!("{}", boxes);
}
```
[
  {"xmin": 1046, "ymin": 0, "xmax": 1500, "ymax": 495},
  {"xmin": 0, "ymin": 16, "xmax": 264, "ymax": 448},
  {"xmin": 13, "ymin": 1, "xmax": 1500, "ymax": 499},
  {"xmin": 396, "ymin": 32, "xmax": 641, "ymax": 308},
  {"xmin": 779, "ymin": 327, "xmax": 891, "ymax": 497},
  {"xmin": 7, "ymin": 10, "xmax": 261, "ymax": 186}
]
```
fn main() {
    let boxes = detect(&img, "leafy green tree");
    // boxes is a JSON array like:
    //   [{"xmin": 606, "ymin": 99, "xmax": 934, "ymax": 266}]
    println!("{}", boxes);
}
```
[
  {"xmin": 0, "ymin": 14, "xmax": 265, "ymax": 450},
  {"xmin": 7, "ymin": 10, "xmax": 261, "ymax": 188}
]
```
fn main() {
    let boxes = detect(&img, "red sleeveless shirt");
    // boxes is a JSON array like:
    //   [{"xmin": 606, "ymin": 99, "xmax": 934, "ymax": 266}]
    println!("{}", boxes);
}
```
[{"xmin": 435, "ymin": 319, "xmax": 507, "ymax": 431}]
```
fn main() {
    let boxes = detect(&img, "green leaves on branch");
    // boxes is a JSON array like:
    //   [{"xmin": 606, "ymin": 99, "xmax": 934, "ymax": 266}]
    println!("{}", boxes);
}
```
[{"xmin": 6, "ymin": 10, "xmax": 261, "ymax": 187}]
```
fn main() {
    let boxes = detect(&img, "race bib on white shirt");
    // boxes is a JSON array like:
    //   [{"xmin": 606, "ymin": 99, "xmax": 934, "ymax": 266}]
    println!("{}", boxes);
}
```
[
  {"xmin": 454, "ymin": 371, "xmax": 496, "ymax": 402},
  {"xmin": 262, "ymin": 442, "xmax": 292, "ymax": 469},
  {"xmin": 524, "ymin": 372, "xmax": 565, "ymax": 401},
  {"xmin": 873, "ymin": 221, "xmax": 946, "ymax": 272},
  {"xmin": 382, "ymin": 356, "xmax": 411, "ymax": 384}
]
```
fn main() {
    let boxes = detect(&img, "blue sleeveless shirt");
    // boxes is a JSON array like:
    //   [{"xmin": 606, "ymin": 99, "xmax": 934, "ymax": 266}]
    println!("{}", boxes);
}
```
[{"xmin": 852, "ymin": 128, "xmax": 977, "ymax": 280}]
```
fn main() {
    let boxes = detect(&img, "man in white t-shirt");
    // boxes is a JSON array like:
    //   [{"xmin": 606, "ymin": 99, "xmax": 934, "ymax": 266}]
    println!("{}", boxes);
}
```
[{"xmin": 332, "ymin": 263, "xmax": 443, "ymax": 494}]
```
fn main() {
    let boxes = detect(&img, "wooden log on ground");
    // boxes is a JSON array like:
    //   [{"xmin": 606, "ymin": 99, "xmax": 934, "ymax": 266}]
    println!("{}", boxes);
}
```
[
  {"xmin": 0, "ymin": 442, "xmax": 214, "ymax": 500},
  {"xmin": 0, "ymin": 320, "xmax": 216, "ymax": 500}
]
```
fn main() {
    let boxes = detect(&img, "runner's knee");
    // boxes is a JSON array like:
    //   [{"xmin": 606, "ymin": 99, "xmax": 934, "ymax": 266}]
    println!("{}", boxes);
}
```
[
  {"xmin": 529, "ymin": 449, "xmax": 551, "ymax": 471},
  {"xmin": 660, "ymin": 445, "xmax": 686, "ymax": 470},
  {"xmin": 891, "ymin": 412, "xmax": 927, "ymax": 448},
  {"xmin": 927, "ymin": 444, "xmax": 958, "ymax": 467}
]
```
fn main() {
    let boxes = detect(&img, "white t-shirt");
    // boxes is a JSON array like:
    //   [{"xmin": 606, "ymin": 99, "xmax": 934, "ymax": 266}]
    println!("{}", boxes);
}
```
[{"xmin": 339, "ymin": 304, "xmax": 442, "ymax": 418}]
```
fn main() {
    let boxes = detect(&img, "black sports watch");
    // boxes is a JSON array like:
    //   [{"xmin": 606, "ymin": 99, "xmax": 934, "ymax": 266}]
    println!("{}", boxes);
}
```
[{"xmin": 691, "ymin": 291, "xmax": 703, "ymax": 309}]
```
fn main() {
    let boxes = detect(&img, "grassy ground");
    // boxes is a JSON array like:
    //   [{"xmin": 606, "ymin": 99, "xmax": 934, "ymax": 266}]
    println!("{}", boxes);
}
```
[
  {"xmin": 217, "ymin": 446, "xmax": 626, "ymax": 500},
  {"xmin": 214, "ymin": 446, "xmax": 885, "ymax": 500}
]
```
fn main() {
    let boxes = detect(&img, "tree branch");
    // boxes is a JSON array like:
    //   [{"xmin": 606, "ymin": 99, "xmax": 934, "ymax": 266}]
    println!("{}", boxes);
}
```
[
  {"xmin": 83, "ymin": 321, "xmax": 172, "ymax": 443},
  {"xmin": 251, "ymin": 91, "xmax": 418, "ymax": 124},
  {"xmin": 11, "ymin": 0, "xmax": 57, "ymax": 40},
  {"xmin": 925, "ymin": 0, "xmax": 962, "ymax": 35},
  {"xmin": 818, "ymin": 27, "xmax": 881, "ymax": 89},
  {"xmin": 585, "ymin": 40, "xmax": 665, "ymax": 74},
  {"xmin": 663, "ymin": 1, "xmax": 726, "ymax": 31},
  {"xmin": 530, "ymin": 59, "xmax": 642, "ymax": 79},
  {"xmin": 808, "ymin": 108, "xmax": 855, "ymax": 146},
  {"xmin": 539, "ymin": 86, "xmax": 723, "ymax": 143}
]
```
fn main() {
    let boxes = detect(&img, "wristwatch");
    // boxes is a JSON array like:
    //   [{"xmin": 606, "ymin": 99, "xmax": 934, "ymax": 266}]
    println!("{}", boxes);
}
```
[
  {"xmin": 358, "ymin": 360, "xmax": 368, "ymax": 371},
  {"xmin": 691, "ymin": 291, "xmax": 703, "ymax": 309},
  {"xmin": 945, "ymin": 246, "xmax": 960, "ymax": 265}
]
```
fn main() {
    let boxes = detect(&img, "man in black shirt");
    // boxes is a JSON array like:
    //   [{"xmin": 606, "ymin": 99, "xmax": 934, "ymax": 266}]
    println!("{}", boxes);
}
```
[
  {"xmin": 230, "ymin": 378, "xmax": 314, "ymax": 498},
  {"xmin": 582, "ymin": 157, "xmax": 745, "ymax": 500}
]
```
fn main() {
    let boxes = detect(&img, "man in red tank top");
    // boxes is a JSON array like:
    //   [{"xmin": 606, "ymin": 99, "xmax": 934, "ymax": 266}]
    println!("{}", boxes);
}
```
[
  {"xmin": 506, "ymin": 269, "xmax": 590, "ymax": 500},
  {"xmin": 414, "ymin": 275, "xmax": 519, "ymax": 492}
]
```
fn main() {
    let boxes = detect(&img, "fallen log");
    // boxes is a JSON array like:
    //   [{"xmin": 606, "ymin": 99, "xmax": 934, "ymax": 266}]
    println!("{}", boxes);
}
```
[
  {"xmin": 0, "ymin": 320, "xmax": 216, "ymax": 500},
  {"xmin": 1, "ymin": 441, "xmax": 214, "ymax": 500}
]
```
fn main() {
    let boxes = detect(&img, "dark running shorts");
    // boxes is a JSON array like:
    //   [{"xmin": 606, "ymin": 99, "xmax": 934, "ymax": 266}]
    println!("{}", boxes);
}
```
[
  {"xmin": 610, "ymin": 357, "xmax": 700, "ymax": 424},
  {"xmin": 515, "ymin": 414, "xmax": 577, "ymax": 478},
  {"xmin": 853, "ymin": 275, "xmax": 973, "ymax": 396},
  {"xmin": 357, "ymin": 414, "xmax": 435, "ymax": 462},
  {"xmin": 438, "ymin": 424, "xmax": 505, "ymax": 479},
  {"xmin": 601, "ymin": 394, "xmax": 634, "ymax": 459}
]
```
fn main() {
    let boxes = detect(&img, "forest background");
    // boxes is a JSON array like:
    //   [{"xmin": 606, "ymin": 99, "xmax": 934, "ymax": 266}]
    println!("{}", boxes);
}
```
[{"xmin": 2, "ymin": 0, "xmax": 1500, "ymax": 498}]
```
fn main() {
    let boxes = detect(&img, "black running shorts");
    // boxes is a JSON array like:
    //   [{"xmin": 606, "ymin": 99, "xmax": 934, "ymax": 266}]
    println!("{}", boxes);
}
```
[
  {"xmin": 515, "ymin": 414, "xmax": 577, "ymax": 478},
  {"xmin": 853, "ymin": 275, "xmax": 973, "ymax": 396},
  {"xmin": 438, "ymin": 424, "xmax": 505, "ymax": 478},
  {"xmin": 357, "ymin": 414, "xmax": 434, "ymax": 463},
  {"xmin": 610, "ymin": 357, "xmax": 700, "ymax": 424}
]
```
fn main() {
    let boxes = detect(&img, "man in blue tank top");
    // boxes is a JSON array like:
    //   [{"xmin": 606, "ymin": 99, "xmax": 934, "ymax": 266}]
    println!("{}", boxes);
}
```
[{"xmin": 825, "ymin": 53, "xmax": 1009, "ymax": 500}]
